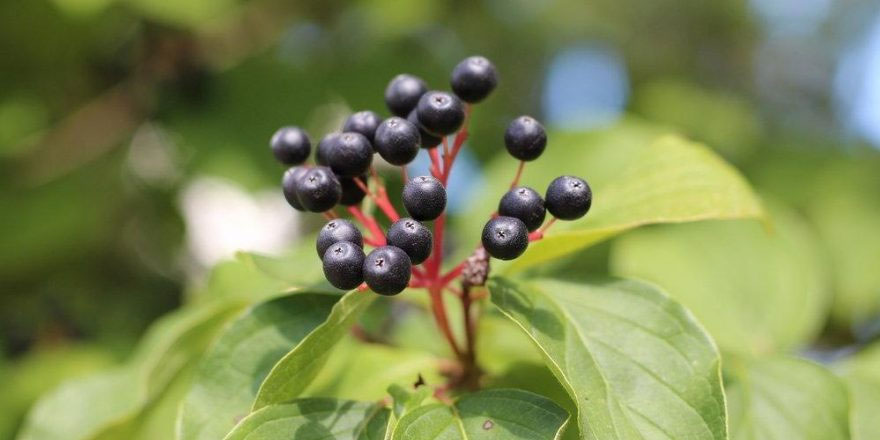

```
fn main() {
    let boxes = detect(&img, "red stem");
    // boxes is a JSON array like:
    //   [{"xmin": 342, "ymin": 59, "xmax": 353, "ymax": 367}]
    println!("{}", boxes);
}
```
[
  {"xmin": 347, "ymin": 205, "xmax": 386, "ymax": 246},
  {"xmin": 428, "ymin": 148, "xmax": 443, "ymax": 180},
  {"xmin": 528, "ymin": 217, "xmax": 557, "ymax": 241},
  {"xmin": 429, "ymin": 284, "xmax": 463, "ymax": 358},
  {"xmin": 510, "ymin": 160, "xmax": 525, "ymax": 189},
  {"xmin": 354, "ymin": 177, "xmax": 399, "ymax": 222}
]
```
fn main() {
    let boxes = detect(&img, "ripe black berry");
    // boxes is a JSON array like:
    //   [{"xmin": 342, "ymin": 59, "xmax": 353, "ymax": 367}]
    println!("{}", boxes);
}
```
[
  {"xmin": 481, "ymin": 216, "xmax": 529, "ymax": 260},
  {"xmin": 402, "ymin": 176, "xmax": 446, "ymax": 221},
  {"xmin": 343, "ymin": 111, "xmax": 381, "ymax": 142},
  {"xmin": 271, "ymin": 126, "xmax": 311, "ymax": 165},
  {"xmin": 416, "ymin": 91, "xmax": 465, "ymax": 136},
  {"xmin": 316, "ymin": 219, "xmax": 363, "ymax": 258},
  {"xmin": 504, "ymin": 116, "xmax": 547, "ymax": 161},
  {"xmin": 450, "ymin": 56, "xmax": 498, "ymax": 103},
  {"xmin": 385, "ymin": 74, "xmax": 428, "ymax": 117},
  {"xmin": 363, "ymin": 246, "xmax": 411, "ymax": 295},
  {"xmin": 407, "ymin": 110, "xmax": 442, "ymax": 149},
  {"xmin": 545, "ymin": 175, "xmax": 592, "ymax": 220},
  {"xmin": 339, "ymin": 175, "xmax": 367, "ymax": 206},
  {"xmin": 281, "ymin": 166, "xmax": 309, "ymax": 211},
  {"xmin": 499, "ymin": 186, "xmax": 546, "ymax": 232},
  {"xmin": 327, "ymin": 132, "xmax": 373, "ymax": 177},
  {"xmin": 374, "ymin": 117, "xmax": 420, "ymax": 165},
  {"xmin": 316, "ymin": 132, "xmax": 341, "ymax": 166},
  {"xmin": 322, "ymin": 241, "xmax": 365, "ymax": 290},
  {"xmin": 295, "ymin": 166, "xmax": 341, "ymax": 212},
  {"xmin": 387, "ymin": 218, "xmax": 432, "ymax": 265}
]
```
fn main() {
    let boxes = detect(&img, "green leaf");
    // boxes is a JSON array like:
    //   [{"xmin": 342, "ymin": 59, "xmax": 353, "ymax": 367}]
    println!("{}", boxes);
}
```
[
  {"xmin": 489, "ymin": 276, "xmax": 726, "ymax": 440},
  {"xmin": 391, "ymin": 388, "xmax": 568, "ymax": 439},
  {"xmin": 224, "ymin": 398, "xmax": 390, "ymax": 440},
  {"xmin": 178, "ymin": 292, "xmax": 342, "ymax": 440},
  {"xmin": 610, "ymin": 201, "xmax": 829, "ymax": 355},
  {"xmin": 253, "ymin": 290, "xmax": 377, "ymax": 409},
  {"xmin": 503, "ymin": 134, "xmax": 762, "ymax": 273},
  {"xmin": 725, "ymin": 356, "xmax": 850, "ymax": 440},
  {"xmin": 837, "ymin": 343, "xmax": 880, "ymax": 440},
  {"xmin": 387, "ymin": 384, "xmax": 431, "ymax": 420}
]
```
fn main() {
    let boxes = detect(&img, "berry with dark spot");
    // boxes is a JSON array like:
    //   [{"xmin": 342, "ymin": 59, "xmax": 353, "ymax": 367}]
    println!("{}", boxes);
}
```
[
  {"xmin": 416, "ymin": 91, "xmax": 465, "ymax": 136},
  {"xmin": 316, "ymin": 132, "xmax": 341, "ymax": 165},
  {"xmin": 386, "ymin": 218, "xmax": 432, "ymax": 264},
  {"xmin": 322, "ymin": 241, "xmax": 365, "ymax": 290},
  {"xmin": 385, "ymin": 74, "xmax": 428, "ymax": 117},
  {"xmin": 450, "ymin": 56, "xmax": 498, "ymax": 103},
  {"xmin": 271, "ymin": 126, "xmax": 311, "ymax": 165},
  {"xmin": 504, "ymin": 116, "xmax": 547, "ymax": 161},
  {"xmin": 499, "ymin": 186, "xmax": 546, "ymax": 231},
  {"xmin": 281, "ymin": 166, "xmax": 309, "ymax": 211},
  {"xmin": 295, "ymin": 166, "xmax": 341, "ymax": 212},
  {"xmin": 327, "ymin": 132, "xmax": 373, "ymax": 177},
  {"xmin": 545, "ymin": 175, "xmax": 592, "ymax": 220},
  {"xmin": 316, "ymin": 219, "xmax": 363, "ymax": 258},
  {"xmin": 374, "ymin": 117, "xmax": 420, "ymax": 165},
  {"xmin": 343, "ymin": 110, "xmax": 382, "ymax": 143},
  {"xmin": 363, "ymin": 246, "xmax": 412, "ymax": 295},
  {"xmin": 481, "ymin": 216, "xmax": 529, "ymax": 260},
  {"xmin": 339, "ymin": 175, "xmax": 367, "ymax": 206},
  {"xmin": 402, "ymin": 176, "xmax": 446, "ymax": 221},
  {"xmin": 407, "ymin": 110, "xmax": 442, "ymax": 149}
]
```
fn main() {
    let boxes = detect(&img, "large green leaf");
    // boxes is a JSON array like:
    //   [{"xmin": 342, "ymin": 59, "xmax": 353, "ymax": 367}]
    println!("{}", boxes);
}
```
[
  {"xmin": 391, "ymin": 388, "xmax": 569, "ymax": 439},
  {"xmin": 610, "ymin": 201, "xmax": 829, "ymax": 355},
  {"xmin": 253, "ymin": 290, "xmax": 377, "ymax": 409},
  {"xmin": 489, "ymin": 276, "xmax": 726, "ymax": 440},
  {"xmin": 224, "ymin": 398, "xmax": 390, "ymax": 440},
  {"xmin": 836, "ymin": 343, "xmax": 880, "ymax": 440},
  {"xmin": 725, "ymin": 356, "xmax": 850, "ymax": 440},
  {"xmin": 178, "ymin": 292, "xmax": 342, "ymax": 440}
]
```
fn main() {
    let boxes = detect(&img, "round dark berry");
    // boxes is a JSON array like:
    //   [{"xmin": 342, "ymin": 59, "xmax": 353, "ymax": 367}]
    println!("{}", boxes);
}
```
[
  {"xmin": 295, "ymin": 166, "xmax": 342, "ymax": 212},
  {"xmin": 316, "ymin": 132, "xmax": 341, "ymax": 165},
  {"xmin": 450, "ymin": 56, "xmax": 498, "ymax": 103},
  {"xmin": 545, "ymin": 175, "xmax": 592, "ymax": 220},
  {"xmin": 322, "ymin": 241, "xmax": 365, "ymax": 290},
  {"xmin": 281, "ymin": 166, "xmax": 309, "ymax": 211},
  {"xmin": 416, "ymin": 91, "xmax": 465, "ymax": 136},
  {"xmin": 343, "ymin": 111, "xmax": 381, "ymax": 143},
  {"xmin": 504, "ymin": 116, "xmax": 547, "ymax": 161},
  {"xmin": 499, "ymin": 186, "xmax": 546, "ymax": 232},
  {"xmin": 316, "ymin": 219, "xmax": 363, "ymax": 258},
  {"xmin": 481, "ymin": 216, "xmax": 529, "ymax": 260},
  {"xmin": 402, "ymin": 175, "xmax": 446, "ymax": 221},
  {"xmin": 339, "ymin": 175, "xmax": 367, "ymax": 206},
  {"xmin": 271, "ymin": 126, "xmax": 311, "ymax": 165},
  {"xmin": 385, "ymin": 74, "xmax": 428, "ymax": 117},
  {"xmin": 407, "ymin": 110, "xmax": 442, "ymax": 149},
  {"xmin": 363, "ymin": 246, "xmax": 412, "ymax": 295},
  {"xmin": 374, "ymin": 117, "xmax": 420, "ymax": 165},
  {"xmin": 327, "ymin": 132, "xmax": 373, "ymax": 177},
  {"xmin": 386, "ymin": 218, "xmax": 432, "ymax": 265}
]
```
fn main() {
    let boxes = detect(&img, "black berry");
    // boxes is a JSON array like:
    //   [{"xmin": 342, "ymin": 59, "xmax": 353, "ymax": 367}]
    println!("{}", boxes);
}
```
[
  {"xmin": 386, "ymin": 218, "xmax": 432, "ymax": 265},
  {"xmin": 417, "ymin": 91, "xmax": 465, "ymax": 136},
  {"xmin": 316, "ymin": 219, "xmax": 363, "ymax": 258},
  {"xmin": 327, "ymin": 132, "xmax": 373, "ymax": 177},
  {"xmin": 295, "ymin": 166, "xmax": 341, "ymax": 212},
  {"xmin": 322, "ymin": 241, "xmax": 365, "ymax": 290},
  {"xmin": 504, "ymin": 116, "xmax": 547, "ymax": 161},
  {"xmin": 481, "ymin": 216, "xmax": 529, "ymax": 260},
  {"xmin": 407, "ymin": 109, "xmax": 442, "ymax": 149},
  {"xmin": 281, "ymin": 166, "xmax": 309, "ymax": 211},
  {"xmin": 363, "ymin": 246, "xmax": 412, "ymax": 295},
  {"xmin": 450, "ymin": 56, "xmax": 498, "ymax": 103},
  {"xmin": 499, "ymin": 186, "xmax": 546, "ymax": 232},
  {"xmin": 339, "ymin": 175, "xmax": 367, "ymax": 206},
  {"xmin": 385, "ymin": 74, "xmax": 428, "ymax": 117},
  {"xmin": 374, "ymin": 117, "xmax": 420, "ymax": 165},
  {"xmin": 545, "ymin": 175, "xmax": 592, "ymax": 220},
  {"xmin": 271, "ymin": 126, "xmax": 311, "ymax": 165},
  {"xmin": 316, "ymin": 133, "xmax": 341, "ymax": 166},
  {"xmin": 402, "ymin": 176, "xmax": 446, "ymax": 221},
  {"xmin": 343, "ymin": 111, "xmax": 381, "ymax": 142}
]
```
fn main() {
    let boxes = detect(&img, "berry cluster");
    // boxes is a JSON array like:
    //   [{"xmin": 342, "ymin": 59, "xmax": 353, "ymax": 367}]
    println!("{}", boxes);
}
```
[{"xmin": 270, "ymin": 55, "xmax": 591, "ymax": 298}]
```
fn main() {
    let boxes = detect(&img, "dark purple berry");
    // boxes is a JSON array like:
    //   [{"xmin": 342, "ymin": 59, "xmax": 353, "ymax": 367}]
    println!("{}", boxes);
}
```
[
  {"xmin": 374, "ymin": 117, "xmax": 420, "ymax": 165},
  {"xmin": 327, "ymin": 132, "xmax": 373, "ymax": 177},
  {"xmin": 322, "ymin": 241, "xmax": 365, "ymax": 290},
  {"xmin": 316, "ymin": 133, "xmax": 341, "ymax": 165},
  {"xmin": 416, "ymin": 91, "xmax": 465, "ymax": 136},
  {"xmin": 271, "ymin": 126, "xmax": 311, "ymax": 165},
  {"xmin": 402, "ymin": 176, "xmax": 446, "ymax": 221},
  {"xmin": 450, "ymin": 56, "xmax": 498, "ymax": 103},
  {"xmin": 481, "ymin": 216, "xmax": 529, "ymax": 260},
  {"xmin": 316, "ymin": 219, "xmax": 363, "ymax": 258},
  {"xmin": 386, "ymin": 218, "xmax": 432, "ymax": 265},
  {"xmin": 281, "ymin": 166, "xmax": 309, "ymax": 211},
  {"xmin": 295, "ymin": 166, "xmax": 341, "ymax": 212},
  {"xmin": 363, "ymin": 246, "xmax": 412, "ymax": 295},
  {"xmin": 499, "ymin": 187, "xmax": 546, "ymax": 232},
  {"xmin": 504, "ymin": 116, "xmax": 546, "ymax": 161},
  {"xmin": 385, "ymin": 74, "xmax": 428, "ymax": 117},
  {"xmin": 339, "ymin": 175, "xmax": 367, "ymax": 206},
  {"xmin": 545, "ymin": 176, "xmax": 592, "ymax": 220},
  {"xmin": 343, "ymin": 111, "xmax": 381, "ymax": 143},
  {"xmin": 407, "ymin": 110, "xmax": 442, "ymax": 149}
]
